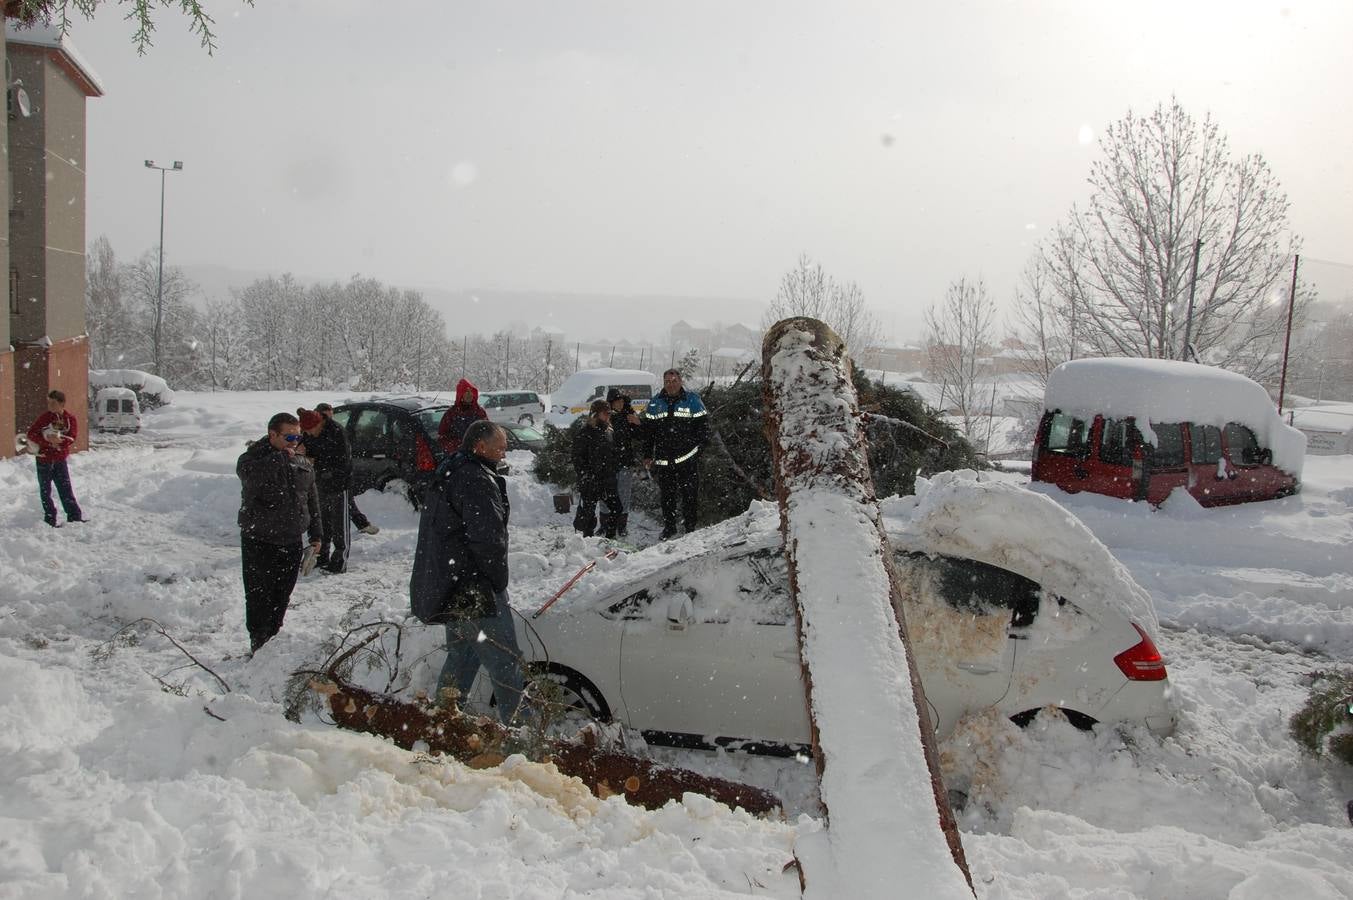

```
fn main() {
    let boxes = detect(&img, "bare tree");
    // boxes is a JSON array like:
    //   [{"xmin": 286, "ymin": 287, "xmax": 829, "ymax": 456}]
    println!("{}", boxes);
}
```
[
  {"xmin": 1025, "ymin": 98, "xmax": 1304, "ymax": 382},
  {"xmin": 124, "ymin": 250, "xmax": 199, "ymax": 382},
  {"xmin": 200, "ymin": 297, "xmax": 244, "ymax": 390},
  {"xmin": 85, "ymin": 236, "xmax": 132, "ymax": 369},
  {"xmin": 762, "ymin": 254, "xmax": 884, "ymax": 355},
  {"xmin": 925, "ymin": 277, "xmax": 996, "ymax": 439}
]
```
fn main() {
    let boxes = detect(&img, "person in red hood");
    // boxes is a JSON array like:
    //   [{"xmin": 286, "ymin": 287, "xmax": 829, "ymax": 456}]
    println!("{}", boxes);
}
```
[
  {"xmin": 438, "ymin": 378, "xmax": 488, "ymax": 454},
  {"xmin": 26, "ymin": 389, "xmax": 87, "ymax": 528}
]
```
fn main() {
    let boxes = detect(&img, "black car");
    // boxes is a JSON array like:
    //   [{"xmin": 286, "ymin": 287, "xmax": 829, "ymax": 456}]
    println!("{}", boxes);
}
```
[
  {"xmin": 331, "ymin": 398, "xmax": 450, "ymax": 507},
  {"xmin": 503, "ymin": 422, "xmax": 546, "ymax": 453}
]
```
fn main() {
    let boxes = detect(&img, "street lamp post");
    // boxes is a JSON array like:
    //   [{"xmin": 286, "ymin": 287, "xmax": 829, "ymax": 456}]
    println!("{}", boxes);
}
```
[{"xmin": 144, "ymin": 159, "xmax": 183, "ymax": 377}]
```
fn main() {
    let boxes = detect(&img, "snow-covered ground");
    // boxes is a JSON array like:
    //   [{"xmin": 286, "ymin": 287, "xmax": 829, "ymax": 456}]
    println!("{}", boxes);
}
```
[{"xmin": 2, "ymin": 390, "xmax": 1351, "ymax": 898}]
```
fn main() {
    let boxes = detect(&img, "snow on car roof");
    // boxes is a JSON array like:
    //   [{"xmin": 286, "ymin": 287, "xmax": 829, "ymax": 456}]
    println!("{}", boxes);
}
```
[
  {"xmin": 882, "ymin": 470, "xmax": 1159, "ymax": 636},
  {"xmin": 1044, "ymin": 357, "xmax": 1305, "ymax": 475},
  {"xmin": 523, "ymin": 473, "xmax": 1159, "ymax": 638}
]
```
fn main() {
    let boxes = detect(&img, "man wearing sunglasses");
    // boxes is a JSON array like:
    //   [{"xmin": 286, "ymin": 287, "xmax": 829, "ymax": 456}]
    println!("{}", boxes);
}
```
[{"xmin": 237, "ymin": 411, "xmax": 323, "ymax": 653}]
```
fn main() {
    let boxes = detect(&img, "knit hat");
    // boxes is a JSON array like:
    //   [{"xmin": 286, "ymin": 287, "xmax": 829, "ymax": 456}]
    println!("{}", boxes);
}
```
[
  {"xmin": 297, "ymin": 408, "xmax": 323, "ymax": 430},
  {"xmin": 605, "ymin": 388, "xmax": 622, "ymax": 403}
]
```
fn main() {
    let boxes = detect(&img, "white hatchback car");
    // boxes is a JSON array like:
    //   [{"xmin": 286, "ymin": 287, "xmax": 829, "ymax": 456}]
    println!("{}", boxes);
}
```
[
  {"xmin": 506, "ymin": 481, "xmax": 1175, "ymax": 750},
  {"xmin": 480, "ymin": 390, "xmax": 545, "ymax": 426}
]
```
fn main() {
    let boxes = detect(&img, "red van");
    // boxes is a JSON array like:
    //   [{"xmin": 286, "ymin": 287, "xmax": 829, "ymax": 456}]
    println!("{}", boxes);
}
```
[{"xmin": 1031, "ymin": 359, "xmax": 1304, "ymax": 507}]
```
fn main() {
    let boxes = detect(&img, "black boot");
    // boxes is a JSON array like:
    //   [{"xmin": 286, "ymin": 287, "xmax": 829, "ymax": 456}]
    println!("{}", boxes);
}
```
[
  {"xmin": 601, "ymin": 513, "xmax": 617, "ymax": 539},
  {"xmin": 617, "ymin": 513, "xmax": 629, "ymax": 537}
]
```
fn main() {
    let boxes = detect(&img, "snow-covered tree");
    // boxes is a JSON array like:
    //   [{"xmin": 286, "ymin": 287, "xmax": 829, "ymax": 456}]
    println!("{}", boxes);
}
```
[{"xmin": 84, "ymin": 236, "xmax": 133, "ymax": 369}]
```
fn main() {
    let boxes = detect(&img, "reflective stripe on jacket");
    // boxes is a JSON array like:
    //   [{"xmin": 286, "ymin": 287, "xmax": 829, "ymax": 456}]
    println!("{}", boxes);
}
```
[{"xmin": 640, "ymin": 389, "xmax": 708, "ymax": 465}]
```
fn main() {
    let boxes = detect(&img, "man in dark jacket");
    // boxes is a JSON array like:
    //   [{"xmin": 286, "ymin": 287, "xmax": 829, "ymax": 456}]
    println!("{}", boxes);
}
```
[
  {"xmin": 409, "ymin": 420, "xmax": 527, "ymax": 724},
  {"xmin": 641, "ymin": 369, "xmax": 709, "ymax": 539},
  {"xmin": 606, "ymin": 388, "xmax": 642, "ymax": 536},
  {"xmin": 238, "ymin": 411, "xmax": 322, "ymax": 653},
  {"xmin": 438, "ymin": 378, "xmax": 488, "ymax": 454},
  {"xmin": 317, "ymin": 402, "xmax": 379, "ymax": 536},
  {"xmin": 572, "ymin": 400, "xmax": 623, "ymax": 539},
  {"xmin": 299, "ymin": 407, "xmax": 352, "ymax": 574}
]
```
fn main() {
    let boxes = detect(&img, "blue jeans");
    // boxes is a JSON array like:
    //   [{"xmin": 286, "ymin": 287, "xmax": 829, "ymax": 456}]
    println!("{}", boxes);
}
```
[
  {"xmin": 437, "ymin": 589, "xmax": 527, "ymax": 724},
  {"xmin": 37, "ymin": 459, "xmax": 83, "ymax": 524}
]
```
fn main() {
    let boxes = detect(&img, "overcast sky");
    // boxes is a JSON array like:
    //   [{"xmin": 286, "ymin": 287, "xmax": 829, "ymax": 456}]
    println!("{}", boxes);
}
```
[{"xmin": 54, "ymin": 0, "xmax": 1353, "ymax": 341}]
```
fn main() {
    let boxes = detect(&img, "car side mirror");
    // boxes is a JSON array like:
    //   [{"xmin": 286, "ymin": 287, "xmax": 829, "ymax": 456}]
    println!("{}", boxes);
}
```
[{"xmin": 666, "ymin": 593, "xmax": 695, "ymax": 630}]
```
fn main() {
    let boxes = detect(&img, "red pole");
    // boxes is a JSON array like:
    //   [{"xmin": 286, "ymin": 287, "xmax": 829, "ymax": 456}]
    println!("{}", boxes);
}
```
[{"xmin": 1277, "ymin": 254, "xmax": 1299, "ymax": 414}]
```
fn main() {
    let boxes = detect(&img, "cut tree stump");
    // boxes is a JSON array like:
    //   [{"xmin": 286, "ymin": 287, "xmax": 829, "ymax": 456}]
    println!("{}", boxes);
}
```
[{"xmin": 763, "ymin": 317, "xmax": 973, "ymax": 897}]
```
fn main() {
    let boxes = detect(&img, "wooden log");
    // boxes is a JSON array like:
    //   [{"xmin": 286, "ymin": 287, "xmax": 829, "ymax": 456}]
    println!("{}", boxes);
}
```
[
  {"xmin": 311, "ymin": 676, "xmax": 782, "ymax": 818},
  {"xmin": 762, "ymin": 317, "xmax": 973, "ymax": 897}
]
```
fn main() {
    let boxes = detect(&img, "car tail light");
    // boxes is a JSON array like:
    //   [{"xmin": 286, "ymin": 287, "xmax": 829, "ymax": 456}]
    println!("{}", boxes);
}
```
[
  {"xmin": 414, "ymin": 433, "xmax": 437, "ymax": 472},
  {"xmin": 1114, "ymin": 623, "xmax": 1167, "ymax": 681}
]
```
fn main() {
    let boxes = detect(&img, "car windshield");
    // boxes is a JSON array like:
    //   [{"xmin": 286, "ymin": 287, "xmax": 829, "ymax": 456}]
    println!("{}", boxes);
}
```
[{"xmin": 510, "ymin": 425, "xmax": 544, "ymax": 441}]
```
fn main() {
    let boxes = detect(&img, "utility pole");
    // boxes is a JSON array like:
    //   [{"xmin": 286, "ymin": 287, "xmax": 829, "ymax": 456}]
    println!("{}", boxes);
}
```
[
  {"xmin": 1277, "ymin": 254, "xmax": 1300, "ymax": 414},
  {"xmin": 144, "ymin": 160, "xmax": 183, "ymax": 377}
]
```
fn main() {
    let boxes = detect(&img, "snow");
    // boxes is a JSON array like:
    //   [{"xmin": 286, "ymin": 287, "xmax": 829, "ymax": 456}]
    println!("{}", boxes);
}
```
[
  {"xmin": 1044, "ymin": 357, "xmax": 1307, "ymax": 475},
  {"xmin": 2, "ymin": 388, "xmax": 1352, "ymax": 898},
  {"xmin": 89, "ymin": 368, "xmax": 176, "ymax": 405}
]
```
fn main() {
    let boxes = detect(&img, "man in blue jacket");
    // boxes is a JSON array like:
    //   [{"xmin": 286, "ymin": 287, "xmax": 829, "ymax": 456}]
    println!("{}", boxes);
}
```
[{"xmin": 641, "ymin": 368, "xmax": 709, "ymax": 540}]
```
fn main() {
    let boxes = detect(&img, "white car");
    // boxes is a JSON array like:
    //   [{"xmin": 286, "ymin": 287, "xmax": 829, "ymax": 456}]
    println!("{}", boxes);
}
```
[
  {"xmin": 479, "ymin": 390, "xmax": 545, "ymax": 426},
  {"xmin": 506, "ymin": 482, "xmax": 1175, "ymax": 750}
]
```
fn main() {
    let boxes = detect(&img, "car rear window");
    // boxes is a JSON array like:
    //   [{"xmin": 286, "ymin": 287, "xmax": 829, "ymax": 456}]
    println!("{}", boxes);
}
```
[{"xmin": 416, "ymin": 407, "xmax": 450, "ymax": 433}]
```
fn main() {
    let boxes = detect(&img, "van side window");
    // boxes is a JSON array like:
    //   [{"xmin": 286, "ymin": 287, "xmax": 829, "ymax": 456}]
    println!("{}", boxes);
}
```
[
  {"xmin": 1149, "ymin": 423, "xmax": 1186, "ymax": 467},
  {"xmin": 1190, "ymin": 424, "xmax": 1222, "ymax": 464},
  {"xmin": 1224, "ymin": 423, "xmax": 1266, "ymax": 465},
  {"xmin": 1099, "ymin": 418, "xmax": 1140, "ymax": 466},
  {"xmin": 1043, "ymin": 412, "xmax": 1089, "ymax": 457}
]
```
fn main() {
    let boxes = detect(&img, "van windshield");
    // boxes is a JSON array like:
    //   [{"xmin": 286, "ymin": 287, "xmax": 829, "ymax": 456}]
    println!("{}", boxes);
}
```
[{"xmin": 1042, "ymin": 412, "xmax": 1089, "ymax": 457}]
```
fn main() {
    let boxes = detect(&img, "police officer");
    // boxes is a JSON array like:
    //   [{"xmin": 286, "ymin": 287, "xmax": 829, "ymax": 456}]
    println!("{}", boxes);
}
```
[{"xmin": 640, "ymin": 369, "xmax": 708, "ymax": 539}]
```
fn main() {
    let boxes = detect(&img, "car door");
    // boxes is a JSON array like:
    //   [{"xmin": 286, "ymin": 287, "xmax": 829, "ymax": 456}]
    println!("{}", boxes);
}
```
[
  {"xmin": 617, "ymin": 547, "xmax": 809, "ymax": 747},
  {"xmin": 894, "ymin": 552, "xmax": 1022, "ymax": 736},
  {"xmin": 346, "ymin": 406, "xmax": 395, "ymax": 491}
]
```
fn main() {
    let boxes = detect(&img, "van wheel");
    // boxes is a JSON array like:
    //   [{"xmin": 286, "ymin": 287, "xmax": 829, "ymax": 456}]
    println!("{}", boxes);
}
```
[
  {"xmin": 1010, "ymin": 708, "xmax": 1098, "ymax": 731},
  {"xmin": 518, "ymin": 414, "xmax": 535, "ymax": 427}
]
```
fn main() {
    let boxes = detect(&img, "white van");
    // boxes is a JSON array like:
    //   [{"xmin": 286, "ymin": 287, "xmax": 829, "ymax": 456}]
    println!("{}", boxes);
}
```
[
  {"xmin": 546, "ymin": 368, "xmax": 659, "ymax": 429},
  {"xmin": 479, "ymin": 390, "xmax": 546, "ymax": 426},
  {"xmin": 94, "ymin": 387, "xmax": 141, "ymax": 433}
]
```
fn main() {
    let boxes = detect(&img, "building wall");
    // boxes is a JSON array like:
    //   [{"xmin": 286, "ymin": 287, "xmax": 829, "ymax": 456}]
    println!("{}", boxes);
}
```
[
  {"xmin": 0, "ymin": 28, "xmax": 12, "ymax": 457},
  {"xmin": 6, "ymin": 42, "xmax": 90, "ymax": 450}
]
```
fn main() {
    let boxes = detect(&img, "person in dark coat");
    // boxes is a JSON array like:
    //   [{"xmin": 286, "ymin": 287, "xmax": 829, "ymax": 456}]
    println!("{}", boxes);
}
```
[
  {"xmin": 641, "ymin": 369, "xmax": 709, "ymax": 539},
  {"xmin": 572, "ymin": 399, "xmax": 624, "ymax": 539},
  {"xmin": 409, "ymin": 419, "xmax": 527, "ymax": 724},
  {"xmin": 26, "ymin": 389, "xmax": 86, "ymax": 528},
  {"xmin": 607, "ymin": 388, "xmax": 642, "ymax": 536},
  {"xmin": 438, "ymin": 378, "xmax": 488, "ymax": 454},
  {"xmin": 299, "ymin": 407, "xmax": 352, "ymax": 574},
  {"xmin": 317, "ymin": 402, "xmax": 379, "ymax": 536},
  {"xmin": 237, "ymin": 411, "xmax": 322, "ymax": 653}
]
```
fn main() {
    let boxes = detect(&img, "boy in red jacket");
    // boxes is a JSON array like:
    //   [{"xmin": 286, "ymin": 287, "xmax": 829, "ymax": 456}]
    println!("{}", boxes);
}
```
[{"xmin": 26, "ymin": 389, "xmax": 86, "ymax": 528}]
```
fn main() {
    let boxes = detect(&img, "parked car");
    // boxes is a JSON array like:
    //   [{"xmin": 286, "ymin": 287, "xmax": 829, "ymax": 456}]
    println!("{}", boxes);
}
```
[
  {"xmin": 487, "ymin": 488, "xmax": 1175, "ymax": 752},
  {"xmin": 94, "ymin": 386, "xmax": 141, "ymax": 433},
  {"xmin": 331, "ymin": 398, "xmax": 449, "ymax": 506},
  {"xmin": 481, "ymin": 390, "xmax": 546, "ymax": 426},
  {"xmin": 1032, "ymin": 358, "xmax": 1305, "ymax": 506},
  {"xmin": 503, "ymin": 422, "xmax": 546, "ymax": 453},
  {"xmin": 546, "ymin": 368, "xmax": 657, "ymax": 428}
]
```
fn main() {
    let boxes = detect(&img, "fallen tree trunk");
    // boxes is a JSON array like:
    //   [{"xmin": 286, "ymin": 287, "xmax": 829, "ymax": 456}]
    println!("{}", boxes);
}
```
[
  {"xmin": 309, "ymin": 674, "xmax": 782, "ymax": 817},
  {"xmin": 762, "ymin": 317, "xmax": 973, "ymax": 897}
]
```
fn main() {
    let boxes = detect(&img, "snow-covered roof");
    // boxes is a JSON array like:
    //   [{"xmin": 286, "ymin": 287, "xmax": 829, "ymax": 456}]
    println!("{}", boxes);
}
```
[
  {"xmin": 5, "ymin": 20, "xmax": 105, "ymax": 97},
  {"xmin": 89, "ymin": 368, "xmax": 174, "ymax": 401},
  {"xmin": 1044, "ymin": 358, "xmax": 1306, "ymax": 474},
  {"xmin": 1289, "ymin": 404, "xmax": 1353, "ymax": 435}
]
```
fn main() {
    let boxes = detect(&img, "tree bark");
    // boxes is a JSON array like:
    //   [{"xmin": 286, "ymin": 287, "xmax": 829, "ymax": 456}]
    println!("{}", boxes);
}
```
[
  {"xmin": 762, "ymin": 317, "xmax": 972, "ymax": 897},
  {"xmin": 310, "ymin": 675, "xmax": 782, "ymax": 818}
]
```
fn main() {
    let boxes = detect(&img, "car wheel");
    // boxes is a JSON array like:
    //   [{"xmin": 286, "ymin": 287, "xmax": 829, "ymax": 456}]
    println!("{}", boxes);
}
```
[
  {"xmin": 525, "ymin": 665, "xmax": 611, "ymax": 727},
  {"xmin": 518, "ymin": 414, "xmax": 535, "ymax": 427},
  {"xmin": 1010, "ymin": 707, "xmax": 1098, "ymax": 732}
]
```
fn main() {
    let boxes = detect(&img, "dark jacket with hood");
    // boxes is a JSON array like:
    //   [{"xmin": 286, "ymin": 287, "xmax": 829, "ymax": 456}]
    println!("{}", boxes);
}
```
[
  {"xmin": 438, "ymin": 379, "xmax": 489, "ymax": 454},
  {"xmin": 409, "ymin": 447, "xmax": 510, "ymax": 623},
  {"xmin": 301, "ymin": 417, "xmax": 352, "ymax": 493},
  {"xmin": 237, "ymin": 438, "xmax": 323, "ymax": 546},
  {"xmin": 572, "ymin": 419, "xmax": 619, "ymax": 499},
  {"xmin": 605, "ymin": 390, "xmax": 640, "ymax": 467}
]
